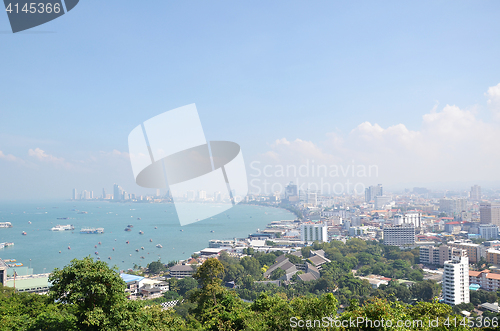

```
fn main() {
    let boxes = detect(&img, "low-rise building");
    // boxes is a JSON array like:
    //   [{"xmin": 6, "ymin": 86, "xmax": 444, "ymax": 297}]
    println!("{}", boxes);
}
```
[
  {"xmin": 169, "ymin": 264, "xmax": 195, "ymax": 278},
  {"xmin": 469, "ymin": 270, "xmax": 500, "ymax": 292}
]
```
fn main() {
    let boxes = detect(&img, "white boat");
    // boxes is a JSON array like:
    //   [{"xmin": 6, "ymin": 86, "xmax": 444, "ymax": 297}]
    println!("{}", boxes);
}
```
[
  {"xmin": 0, "ymin": 222, "xmax": 13, "ymax": 228},
  {"xmin": 156, "ymin": 244, "xmax": 162, "ymax": 248},
  {"xmin": 80, "ymin": 227, "xmax": 104, "ymax": 234},
  {"xmin": 51, "ymin": 224, "xmax": 75, "ymax": 231}
]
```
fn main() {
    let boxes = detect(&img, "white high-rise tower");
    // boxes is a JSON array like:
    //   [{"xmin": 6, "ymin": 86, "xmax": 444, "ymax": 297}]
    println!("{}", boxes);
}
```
[{"xmin": 442, "ymin": 250, "xmax": 469, "ymax": 306}]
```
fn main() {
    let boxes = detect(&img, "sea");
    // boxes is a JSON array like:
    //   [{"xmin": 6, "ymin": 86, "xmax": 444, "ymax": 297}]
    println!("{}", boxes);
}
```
[{"xmin": 0, "ymin": 201, "xmax": 294, "ymax": 274}]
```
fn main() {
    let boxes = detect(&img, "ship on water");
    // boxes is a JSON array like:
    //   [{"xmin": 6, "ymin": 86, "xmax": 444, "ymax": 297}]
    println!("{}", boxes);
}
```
[
  {"xmin": 80, "ymin": 227, "xmax": 104, "ymax": 234},
  {"xmin": 51, "ymin": 224, "xmax": 75, "ymax": 231},
  {"xmin": 0, "ymin": 242, "xmax": 14, "ymax": 249},
  {"xmin": 0, "ymin": 222, "xmax": 13, "ymax": 228}
]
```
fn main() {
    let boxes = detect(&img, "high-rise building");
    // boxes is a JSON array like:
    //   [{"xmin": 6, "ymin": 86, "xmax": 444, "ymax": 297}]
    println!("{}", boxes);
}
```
[
  {"xmin": 102, "ymin": 188, "xmax": 106, "ymax": 199},
  {"xmin": 470, "ymin": 185, "xmax": 481, "ymax": 201},
  {"xmin": 365, "ymin": 184, "xmax": 383, "ymax": 202},
  {"xmin": 198, "ymin": 190, "xmax": 206, "ymax": 200},
  {"xmin": 285, "ymin": 182, "xmax": 299, "ymax": 202},
  {"xmin": 442, "ymin": 250, "xmax": 469, "ymax": 306},
  {"xmin": 480, "ymin": 202, "xmax": 500, "ymax": 226},
  {"xmin": 72, "ymin": 188, "xmax": 78, "ymax": 200},
  {"xmin": 113, "ymin": 184, "xmax": 123, "ymax": 201},
  {"xmin": 186, "ymin": 190, "xmax": 195, "ymax": 201},
  {"xmin": 300, "ymin": 222, "xmax": 328, "ymax": 242},
  {"xmin": 382, "ymin": 224, "xmax": 415, "ymax": 246}
]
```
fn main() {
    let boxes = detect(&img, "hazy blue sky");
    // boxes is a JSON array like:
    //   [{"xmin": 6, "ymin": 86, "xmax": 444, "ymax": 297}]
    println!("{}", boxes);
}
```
[{"xmin": 1, "ymin": 1, "xmax": 500, "ymax": 199}]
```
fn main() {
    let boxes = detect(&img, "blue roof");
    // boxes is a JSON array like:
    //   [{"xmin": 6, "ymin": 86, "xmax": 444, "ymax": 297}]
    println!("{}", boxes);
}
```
[
  {"xmin": 120, "ymin": 273, "xmax": 144, "ymax": 283},
  {"xmin": 469, "ymin": 284, "xmax": 481, "ymax": 291}
]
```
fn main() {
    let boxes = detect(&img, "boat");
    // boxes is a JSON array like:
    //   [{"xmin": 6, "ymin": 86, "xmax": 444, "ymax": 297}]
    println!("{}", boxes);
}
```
[
  {"xmin": 135, "ymin": 249, "xmax": 139, "ymax": 252},
  {"xmin": 141, "ymin": 247, "xmax": 144, "ymax": 250},
  {"xmin": 156, "ymin": 244, "xmax": 162, "ymax": 248},
  {"xmin": 154, "ymin": 226, "xmax": 157, "ymax": 229},
  {"xmin": 80, "ymin": 228, "xmax": 104, "ymax": 234},
  {"xmin": 124, "ymin": 228, "xmax": 132, "ymax": 232},
  {"xmin": 98, "ymin": 242, "xmax": 101, "ymax": 245},
  {"xmin": 68, "ymin": 246, "xmax": 71, "ymax": 250},
  {"xmin": 140, "ymin": 256, "xmax": 145, "ymax": 259},
  {"xmin": 0, "ymin": 242, "xmax": 14, "ymax": 249},
  {"xmin": 112, "ymin": 247, "xmax": 115, "ymax": 251},
  {"xmin": 137, "ymin": 218, "xmax": 141, "ymax": 220},
  {"xmin": 77, "ymin": 211, "xmax": 88, "ymax": 214},
  {"xmin": 211, "ymin": 230, "xmax": 215, "ymax": 233},
  {"xmin": 57, "ymin": 217, "xmax": 70, "ymax": 220},
  {"xmin": 51, "ymin": 224, "xmax": 75, "ymax": 231},
  {"xmin": 9, "ymin": 263, "xmax": 23, "ymax": 267},
  {"xmin": 127, "ymin": 225, "xmax": 133, "ymax": 228},
  {"xmin": 22, "ymin": 231, "xmax": 27, "ymax": 235},
  {"xmin": 149, "ymin": 239, "xmax": 153, "ymax": 242},
  {"xmin": 139, "ymin": 231, "xmax": 144, "ymax": 235},
  {"xmin": 95, "ymin": 251, "xmax": 99, "ymax": 255},
  {"xmin": 0, "ymin": 222, "xmax": 13, "ymax": 228},
  {"xmin": 180, "ymin": 229, "xmax": 183, "ymax": 232},
  {"xmin": 28, "ymin": 221, "xmax": 32, "ymax": 224},
  {"xmin": 108, "ymin": 257, "xmax": 111, "ymax": 260},
  {"xmin": 126, "ymin": 241, "xmax": 129, "ymax": 244}
]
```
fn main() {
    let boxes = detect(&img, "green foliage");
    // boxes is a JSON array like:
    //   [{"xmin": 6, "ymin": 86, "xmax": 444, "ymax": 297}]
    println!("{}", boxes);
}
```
[
  {"xmin": 48, "ymin": 256, "xmax": 129, "ymax": 330},
  {"xmin": 270, "ymin": 267, "xmax": 286, "ymax": 280},
  {"xmin": 147, "ymin": 260, "xmax": 166, "ymax": 274}
]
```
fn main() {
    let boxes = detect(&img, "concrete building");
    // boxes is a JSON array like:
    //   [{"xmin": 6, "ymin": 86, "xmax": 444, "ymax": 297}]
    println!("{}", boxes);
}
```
[
  {"xmin": 469, "ymin": 270, "xmax": 500, "ymax": 292},
  {"xmin": 169, "ymin": 264, "xmax": 195, "ymax": 278},
  {"xmin": 486, "ymin": 249, "xmax": 500, "ymax": 265},
  {"xmin": 470, "ymin": 185, "xmax": 481, "ymax": 201},
  {"xmin": 382, "ymin": 224, "xmax": 415, "ymax": 246},
  {"xmin": 440, "ymin": 198, "xmax": 467, "ymax": 215},
  {"xmin": 480, "ymin": 202, "xmax": 500, "ymax": 226},
  {"xmin": 113, "ymin": 184, "xmax": 123, "ymax": 201},
  {"xmin": 365, "ymin": 184, "xmax": 383, "ymax": 202},
  {"xmin": 285, "ymin": 182, "xmax": 299, "ymax": 202},
  {"xmin": 300, "ymin": 222, "xmax": 328, "ymax": 242},
  {"xmin": 479, "ymin": 224, "xmax": 499, "ymax": 240},
  {"xmin": 420, "ymin": 245, "xmax": 460, "ymax": 266},
  {"xmin": 307, "ymin": 193, "xmax": 317, "ymax": 207},
  {"xmin": 442, "ymin": 250, "xmax": 469, "ymax": 306},
  {"xmin": 374, "ymin": 196, "xmax": 391, "ymax": 209},
  {"xmin": 448, "ymin": 241, "xmax": 480, "ymax": 263}
]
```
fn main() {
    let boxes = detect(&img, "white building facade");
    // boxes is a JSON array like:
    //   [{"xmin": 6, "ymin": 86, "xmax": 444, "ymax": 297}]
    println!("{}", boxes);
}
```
[
  {"xmin": 300, "ymin": 222, "xmax": 328, "ymax": 242},
  {"xmin": 442, "ymin": 251, "xmax": 469, "ymax": 306}
]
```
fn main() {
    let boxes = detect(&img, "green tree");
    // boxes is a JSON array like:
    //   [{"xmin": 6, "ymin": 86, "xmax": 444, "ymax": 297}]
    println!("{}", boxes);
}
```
[
  {"xmin": 178, "ymin": 277, "xmax": 198, "ymax": 296},
  {"xmin": 148, "ymin": 260, "xmax": 166, "ymax": 274},
  {"xmin": 270, "ymin": 267, "xmax": 286, "ymax": 280},
  {"xmin": 48, "ymin": 257, "xmax": 132, "ymax": 330}
]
